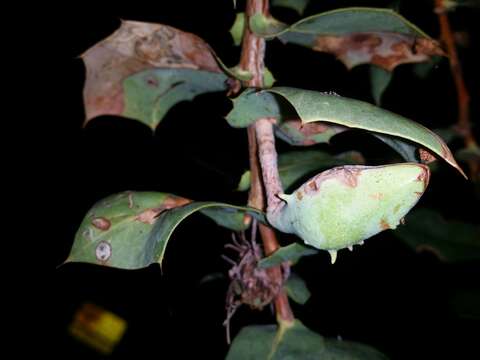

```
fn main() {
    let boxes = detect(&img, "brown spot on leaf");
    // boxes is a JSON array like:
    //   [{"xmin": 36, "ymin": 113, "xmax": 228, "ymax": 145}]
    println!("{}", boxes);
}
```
[
  {"xmin": 308, "ymin": 181, "xmax": 318, "ymax": 192},
  {"xmin": 92, "ymin": 217, "xmax": 111, "ymax": 231},
  {"xmin": 419, "ymin": 148, "xmax": 436, "ymax": 164},
  {"xmin": 296, "ymin": 191, "xmax": 303, "ymax": 200},
  {"xmin": 380, "ymin": 219, "xmax": 390, "ymax": 230},
  {"xmin": 416, "ymin": 165, "xmax": 431, "ymax": 189},
  {"xmin": 313, "ymin": 32, "xmax": 444, "ymax": 71},
  {"xmin": 135, "ymin": 196, "xmax": 192, "ymax": 224},
  {"xmin": 277, "ymin": 120, "xmax": 346, "ymax": 146}
]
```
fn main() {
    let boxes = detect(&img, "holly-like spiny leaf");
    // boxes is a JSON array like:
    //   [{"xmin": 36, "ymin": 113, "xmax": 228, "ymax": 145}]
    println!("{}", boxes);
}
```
[
  {"xmin": 82, "ymin": 20, "xmax": 234, "ymax": 130},
  {"xmin": 65, "ymin": 191, "xmax": 265, "ymax": 269},
  {"xmin": 249, "ymin": 7, "xmax": 444, "ymax": 71},
  {"xmin": 226, "ymin": 87, "xmax": 466, "ymax": 177},
  {"xmin": 226, "ymin": 319, "xmax": 388, "ymax": 360},
  {"xmin": 394, "ymin": 208, "xmax": 480, "ymax": 262}
]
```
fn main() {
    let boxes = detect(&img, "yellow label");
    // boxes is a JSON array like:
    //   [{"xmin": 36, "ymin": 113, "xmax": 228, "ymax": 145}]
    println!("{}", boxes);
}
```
[{"xmin": 69, "ymin": 303, "xmax": 127, "ymax": 354}]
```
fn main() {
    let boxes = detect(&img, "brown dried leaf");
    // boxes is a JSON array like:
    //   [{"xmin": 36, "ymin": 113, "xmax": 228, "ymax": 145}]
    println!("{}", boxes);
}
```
[
  {"xmin": 82, "ymin": 20, "xmax": 223, "ymax": 124},
  {"xmin": 313, "ymin": 32, "xmax": 444, "ymax": 71}
]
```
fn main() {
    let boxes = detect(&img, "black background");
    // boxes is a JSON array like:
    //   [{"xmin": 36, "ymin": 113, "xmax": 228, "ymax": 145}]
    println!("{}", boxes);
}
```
[{"xmin": 54, "ymin": 1, "xmax": 479, "ymax": 358}]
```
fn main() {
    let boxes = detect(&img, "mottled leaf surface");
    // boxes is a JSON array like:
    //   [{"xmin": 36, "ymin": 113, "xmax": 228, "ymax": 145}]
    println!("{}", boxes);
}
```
[
  {"xmin": 394, "ymin": 208, "xmax": 480, "ymax": 262},
  {"xmin": 250, "ymin": 7, "xmax": 444, "ymax": 70},
  {"xmin": 226, "ymin": 87, "xmax": 465, "ymax": 177},
  {"xmin": 82, "ymin": 20, "xmax": 229, "ymax": 129},
  {"xmin": 275, "ymin": 119, "xmax": 346, "ymax": 146},
  {"xmin": 66, "ymin": 191, "xmax": 265, "ymax": 269},
  {"xmin": 226, "ymin": 320, "xmax": 388, "ymax": 360}
]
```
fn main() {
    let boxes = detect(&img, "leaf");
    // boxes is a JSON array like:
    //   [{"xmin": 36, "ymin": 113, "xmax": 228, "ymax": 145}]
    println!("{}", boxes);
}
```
[
  {"xmin": 372, "ymin": 133, "xmax": 418, "ymax": 162},
  {"xmin": 230, "ymin": 13, "xmax": 245, "ymax": 46},
  {"xmin": 370, "ymin": 65, "xmax": 393, "ymax": 105},
  {"xmin": 269, "ymin": 163, "xmax": 430, "ymax": 263},
  {"xmin": 226, "ymin": 320, "xmax": 388, "ymax": 360},
  {"xmin": 272, "ymin": 0, "xmax": 310, "ymax": 15},
  {"xmin": 394, "ymin": 208, "xmax": 480, "ymax": 262},
  {"xmin": 82, "ymin": 20, "xmax": 231, "ymax": 130},
  {"xmin": 237, "ymin": 150, "xmax": 365, "ymax": 192},
  {"xmin": 259, "ymin": 243, "xmax": 318, "ymax": 269},
  {"xmin": 66, "ymin": 191, "xmax": 265, "ymax": 269},
  {"xmin": 237, "ymin": 170, "xmax": 252, "ymax": 191},
  {"xmin": 285, "ymin": 273, "xmax": 311, "ymax": 305},
  {"xmin": 275, "ymin": 119, "xmax": 347, "ymax": 146},
  {"xmin": 226, "ymin": 87, "xmax": 465, "ymax": 177},
  {"xmin": 249, "ymin": 7, "xmax": 444, "ymax": 71}
]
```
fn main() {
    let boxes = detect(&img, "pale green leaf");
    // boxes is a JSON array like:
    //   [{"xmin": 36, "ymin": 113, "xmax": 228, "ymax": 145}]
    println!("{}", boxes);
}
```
[{"xmin": 230, "ymin": 12, "xmax": 245, "ymax": 46}]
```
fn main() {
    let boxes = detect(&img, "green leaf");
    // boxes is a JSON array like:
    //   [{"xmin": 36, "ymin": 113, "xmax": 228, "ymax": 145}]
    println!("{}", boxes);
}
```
[
  {"xmin": 272, "ymin": 0, "xmax": 310, "ymax": 15},
  {"xmin": 285, "ymin": 273, "xmax": 311, "ymax": 304},
  {"xmin": 226, "ymin": 320, "xmax": 388, "ymax": 360},
  {"xmin": 237, "ymin": 170, "xmax": 252, "ymax": 191},
  {"xmin": 230, "ymin": 13, "xmax": 245, "ymax": 46},
  {"xmin": 249, "ymin": 7, "xmax": 444, "ymax": 71},
  {"xmin": 226, "ymin": 87, "xmax": 465, "ymax": 177},
  {"xmin": 412, "ymin": 56, "xmax": 443, "ymax": 78},
  {"xmin": 82, "ymin": 20, "xmax": 232, "ymax": 130},
  {"xmin": 269, "ymin": 163, "xmax": 430, "ymax": 263},
  {"xmin": 237, "ymin": 150, "xmax": 365, "ymax": 192},
  {"xmin": 123, "ymin": 69, "xmax": 227, "ymax": 129},
  {"xmin": 394, "ymin": 208, "xmax": 480, "ymax": 262},
  {"xmin": 372, "ymin": 133, "xmax": 418, "ymax": 162},
  {"xmin": 66, "ymin": 191, "xmax": 265, "ymax": 269},
  {"xmin": 259, "ymin": 243, "xmax": 318, "ymax": 269},
  {"xmin": 370, "ymin": 65, "xmax": 393, "ymax": 105},
  {"xmin": 275, "ymin": 119, "xmax": 346, "ymax": 146}
]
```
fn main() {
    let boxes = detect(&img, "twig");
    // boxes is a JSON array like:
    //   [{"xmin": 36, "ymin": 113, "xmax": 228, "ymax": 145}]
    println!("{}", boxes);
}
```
[
  {"xmin": 435, "ymin": 0, "xmax": 479, "ymax": 179},
  {"xmin": 239, "ymin": 0, "xmax": 294, "ymax": 324}
]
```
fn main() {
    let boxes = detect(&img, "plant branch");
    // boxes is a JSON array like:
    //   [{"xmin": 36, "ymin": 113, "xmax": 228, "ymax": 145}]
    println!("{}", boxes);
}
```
[
  {"xmin": 255, "ymin": 117, "xmax": 284, "ymax": 214},
  {"xmin": 435, "ymin": 0, "xmax": 478, "ymax": 178},
  {"xmin": 239, "ymin": 0, "xmax": 294, "ymax": 324}
]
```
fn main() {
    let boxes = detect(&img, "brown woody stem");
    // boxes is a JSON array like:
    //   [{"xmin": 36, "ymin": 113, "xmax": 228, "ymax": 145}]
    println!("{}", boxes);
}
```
[
  {"xmin": 435, "ymin": 0, "xmax": 479, "ymax": 178},
  {"xmin": 255, "ymin": 118, "xmax": 285, "ymax": 214},
  {"xmin": 240, "ymin": 0, "xmax": 294, "ymax": 323}
]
